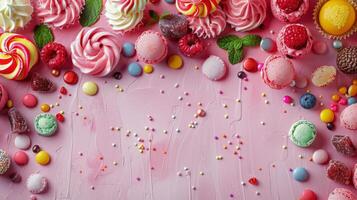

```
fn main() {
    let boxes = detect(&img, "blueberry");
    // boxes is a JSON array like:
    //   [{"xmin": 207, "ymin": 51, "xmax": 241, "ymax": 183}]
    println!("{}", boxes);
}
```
[{"xmin": 299, "ymin": 93, "xmax": 317, "ymax": 109}]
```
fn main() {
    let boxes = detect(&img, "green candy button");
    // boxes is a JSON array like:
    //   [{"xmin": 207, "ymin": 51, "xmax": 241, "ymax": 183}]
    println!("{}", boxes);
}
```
[
  {"xmin": 289, "ymin": 120, "xmax": 316, "ymax": 147},
  {"xmin": 34, "ymin": 114, "xmax": 58, "ymax": 137}
]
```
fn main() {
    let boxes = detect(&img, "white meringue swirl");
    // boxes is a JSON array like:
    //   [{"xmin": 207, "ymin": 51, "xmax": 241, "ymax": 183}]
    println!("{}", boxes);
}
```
[{"xmin": 0, "ymin": 0, "xmax": 33, "ymax": 32}]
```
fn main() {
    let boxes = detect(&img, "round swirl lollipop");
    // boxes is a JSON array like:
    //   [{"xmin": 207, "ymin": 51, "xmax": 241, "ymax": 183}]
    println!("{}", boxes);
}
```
[
  {"xmin": 176, "ymin": 0, "xmax": 221, "ymax": 17},
  {"xmin": 0, "ymin": 0, "xmax": 33, "ymax": 32},
  {"xmin": 71, "ymin": 27, "xmax": 122, "ymax": 77},
  {"xmin": 0, "ymin": 33, "xmax": 39, "ymax": 80},
  {"xmin": 188, "ymin": 7, "xmax": 226, "ymax": 39},
  {"xmin": 36, "ymin": 0, "xmax": 85, "ymax": 29},
  {"xmin": 222, "ymin": 0, "xmax": 267, "ymax": 32}
]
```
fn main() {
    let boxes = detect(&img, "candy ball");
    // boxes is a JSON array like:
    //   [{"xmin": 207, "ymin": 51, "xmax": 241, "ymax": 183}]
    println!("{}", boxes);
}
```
[
  {"xmin": 143, "ymin": 64, "xmax": 154, "ymax": 74},
  {"xmin": 289, "ymin": 120, "xmax": 316, "ymax": 147},
  {"xmin": 128, "ymin": 62, "xmax": 142, "ymax": 77},
  {"xmin": 300, "ymin": 93, "xmax": 317, "ymax": 109},
  {"xmin": 23, "ymin": 94, "xmax": 38, "ymax": 108},
  {"xmin": 41, "ymin": 104, "xmax": 50, "ymax": 112},
  {"xmin": 348, "ymin": 97, "xmax": 357, "ymax": 105},
  {"xmin": 35, "ymin": 151, "xmax": 50, "ymax": 165},
  {"xmin": 0, "ymin": 150, "xmax": 11, "ymax": 174},
  {"xmin": 63, "ymin": 70, "xmax": 78, "ymax": 85},
  {"xmin": 243, "ymin": 58, "xmax": 258, "ymax": 72},
  {"xmin": 13, "ymin": 151, "xmax": 28, "ymax": 166},
  {"xmin": 202, "ymin": 55, "xmax": 226, "ymax": 81},
  {"xmin": 320, "ymin": 109, "xmax": 335, "ymax": 123},
  {"xmin": 283, "ymin": 95, "xmax": 293, "ymax": 104},
  {"xmin": 34, "ymin": 114, "xmax": 58, "ymax": 136},
  {"xmin": 312, "ymin": 149, "xmax": 329, "ymax": 164},
  {"xmin": 168, "ymin": 54, "xmax": 183, "ymax": 69},
  {"xmin": 333, "ymin": 40, "xmax": 343, "ymax": 49},
  {"xmin": 122, "ymin": 42, "xmax": 136, "ymax": 57},
  {"xmin": 340, "ymin": 104, "xmax": 357, "ymax": 130},
  {"xmin": 348, "ymin": 85, "xmax": 357, "ymax": 96},
  {"xmin": 293, "ymin": 167, "xmax": 309, "ymax": 182},
  {"xmin": 260, "ymin": 37, "xmax": 276, "ymax": 52},
  {"xmin": 82, "ymin": 81, "xmax": 98, "ymax": 96},
  {"xmin": 300, "ymin": 189, "xmax": 317, "ymax": 200},
  {"xmin": 26, "ymin": 173, "xmax": 48, "ymax": 194},
  {"xmin": 14, "ymin": 134, "xmax": 31, "ymax": 150}
]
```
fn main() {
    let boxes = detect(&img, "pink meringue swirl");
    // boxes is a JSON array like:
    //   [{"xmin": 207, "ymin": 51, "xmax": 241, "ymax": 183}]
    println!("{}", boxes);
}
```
[
  {"xmin": 36, "ymin": 0, "xmax": 85, "ymax": 29},
  {"xmin": 222, "ymin": 0, "xmax": 266, "ymax": 32},
  {"xmin": 71, "ymin": 27, "xmax": 122, "ymax": 77},
  {"xmin": 187, "ymin": 7, "xmax": 227, "ymax": 39}
]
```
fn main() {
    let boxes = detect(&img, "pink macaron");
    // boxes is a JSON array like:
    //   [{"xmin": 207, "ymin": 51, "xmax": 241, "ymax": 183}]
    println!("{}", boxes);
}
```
[
  {"xmin": 0, "ymin": 84, "xmax": 8, "ymax": 111},
  {"xmin": 261, "ymin": 55, "xmax": 295, "ymax": 89},
  {"xmin": 135, "ymin": 31, "xmax": 168, "ymax": 64},
  {"xmin": 328, "ymin": 188, "xmax": 357, "ymax": 200},
  {"xmin": 340, "ymin": 104, "xmax": 357, "ymax": 130}
]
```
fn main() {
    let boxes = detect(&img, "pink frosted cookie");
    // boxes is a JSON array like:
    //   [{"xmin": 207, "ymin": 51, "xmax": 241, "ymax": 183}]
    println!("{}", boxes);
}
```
[
  {"xmin": 221, "ymin": 0, "xmax": 266, "ymax": 32},
  {"xmin": 36, "ymin": 0, "xmax": 85, "ymax": 29},
  {"xmin": 277, "ymin": 24, "xmax": 313, "ymax": 58},
  {"xmin": 328, "ymin": 188, "xmax": 357, "ymax": 200},
  {"xmin": 71, "ymin": 27, "xmax": 122, "ymax": 77},
  {"xmin": 261, "ymin": 55, "xmax": 295, "ymax": 89},
  {"xmin": 340, "ymin": 104, "xmax": 357, "ymax": 130},
  {"xmin": 187, "ymin": 7, "xmax": 226, "ymax": 39},
  {"xmin": 327, "ymin": 160, "xmax": 352, "ymax": 185},
  {"xmin": 135, "ymin": 31, "xmax": 168, "ymax": 64},
  {"xmin": 271, "ymin": 0, "xmax": 309, "ymax": 23},
  {"xmin": 0, "ymin": 84, "xmax": 8, "ymax": 111}
]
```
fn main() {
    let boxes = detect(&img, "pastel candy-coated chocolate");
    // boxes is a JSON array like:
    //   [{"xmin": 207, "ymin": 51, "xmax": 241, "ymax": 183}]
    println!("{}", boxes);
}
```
[
  {"xmin": 260, "ymin": 37, "xmax": 276, "ymax": 52},
  {"xmin": 122, "ymin": 42, "xmax": 136, "ymax": 57},
  {"xmin": 13, "ymin": 151, "xmax": 28, "ymax": 166},
  {"xmin": 128, "ymin": 62, "xmax": 143, "ymax": 77},
  {"xmin": 293, "ymin": 167, "xmax": 309, "ymax": 182},
  {"xmin": 312, "ymin": 149, "xmax": 329, "ymax": 164},
  {"xmin": 300, "ymin": 189, "xmax": 317, "ymax": 200},
  {"xmin": 14, "ymin": 134, "xmax": 31, "ymax": 150}
]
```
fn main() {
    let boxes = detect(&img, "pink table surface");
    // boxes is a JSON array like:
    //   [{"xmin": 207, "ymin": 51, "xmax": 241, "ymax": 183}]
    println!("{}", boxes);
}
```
[{"xmin": 0, "ymin": 0, "xmax": 357, "ymax": 199}]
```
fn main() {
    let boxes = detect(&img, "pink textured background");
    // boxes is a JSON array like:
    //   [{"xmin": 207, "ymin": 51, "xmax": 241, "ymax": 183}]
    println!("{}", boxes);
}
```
[{"xmin": 0, "ymin": 0, "xmax": 357, "ymax": 199}]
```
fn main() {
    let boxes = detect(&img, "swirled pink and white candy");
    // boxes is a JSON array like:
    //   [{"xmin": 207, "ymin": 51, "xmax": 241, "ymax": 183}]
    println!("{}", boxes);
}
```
[
  {"xmin": 222, "ymin": 0, "xmax": 266, "ymax": 32},
  {"xmin": 36, "ymin": 0, "xmax": 85, "ymax": 29},
  {"xmin": 71, "ymin": 27, "xmax": 122, "ymax": 77},
  {"xmin": 187, "ymin": 7, "xmax": 226, "ymax": 39}
]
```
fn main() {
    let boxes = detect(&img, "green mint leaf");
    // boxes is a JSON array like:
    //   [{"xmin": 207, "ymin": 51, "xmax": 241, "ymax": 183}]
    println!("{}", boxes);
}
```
[
  {"xmin": 33, "ymin": 24, "xmax": 54, "ymax": 49},
  {"xmin": 217, "ymin": 35, "xmax": 240, "ymax": 50},
  {"xmin": 228, "ymin": 48, "xmax": 243, "ymax": 64},
  {"xmin": 80, "ymin": 0, "xmax": 102, "ymax": 27},
  {"xmin": 242, "ymin": 35, "xmax": 262, "ymax": 47}
]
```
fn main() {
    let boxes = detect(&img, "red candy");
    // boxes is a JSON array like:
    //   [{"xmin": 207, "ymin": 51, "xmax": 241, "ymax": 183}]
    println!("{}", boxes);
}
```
[
  {"xmin": 22, "ymin": 94, "xmax": 38, "ymax": 108},
  {"xmin": 243, "ymin": 58, "xmax": 258, "ymax": 72},
  {"xmin": 40, "ymin": 42, "xmax": 68, "ymax": 70},
  {"xmin": 60, "ymin": 87, "xmax": 67, "ymax": 95},
  {"xmin": 327, "ymin": 160, "xmax": 352, "ymax": 185},
  {"xmin": 248, "ymin": 177, "xmax": 259, "ymax": 185},
  {"xmin": 56, "ymin": 113, "xmax": 65, "ymax": 122},
  {"xmin": 299, "ymin": 189, "xmax": 317, "ymax": 200},
  {"xmin": 332, "ymin": 135, "xmax": 357, "ymax": 156},
  {"xmin": 339, "ymin": 98, "xmax": 347, "ymax": 105},
  {"xmin": 13, "ymin": 151, "xmax": 29, "ymax": 166},
  {"xmin": 63, "ymin": 71, "xmax": 78, "ymax": 85}
]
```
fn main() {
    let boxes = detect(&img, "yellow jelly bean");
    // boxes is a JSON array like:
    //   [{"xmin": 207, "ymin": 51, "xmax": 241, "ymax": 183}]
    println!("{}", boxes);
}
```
[
  {"xmin": 35, "ymin": 150, "xmax": 50, "ymax": 165},
  {"xmin": 82, "ymin": 81, "xmax": 98, "ymax": 96},
  {"xmin": 348, "ymin": 85, "xmax": 357, "ymax": 96},
  {"xmin": 331, "ymin": 94, "xmax": 340, "ymax": 102},
  {"xmin": 339, "ymin": 86, "xmax": 347, "ymax": 95},
  {"xmin": 320, "ymin": 109, "xmax": 335, "ymax": 123},
  {"xmin": 6, "ymin": 100, "xmax": 13, "ymax": 108},
  {"xmin": 143, "ymin": 64, "xmax": 154, "ymax": 74},
  {"xmin": 41, "ymin": 104, "xmax": 50, "ymax": 112},
  {"xmin": 168, "ymin": 54, "xmax": 183, "ymax": 69}
]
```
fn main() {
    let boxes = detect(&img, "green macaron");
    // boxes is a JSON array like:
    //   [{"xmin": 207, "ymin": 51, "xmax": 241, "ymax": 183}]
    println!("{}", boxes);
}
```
[
  {"xmin": 289, "ymin": 120, "xmax": 316, "ymax": 147},
  {"xmin": 34, "ymin": 114, "xmax": 58, "ymax": 137}
]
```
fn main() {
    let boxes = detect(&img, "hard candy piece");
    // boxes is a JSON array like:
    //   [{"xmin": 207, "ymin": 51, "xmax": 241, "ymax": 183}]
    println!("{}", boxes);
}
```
[
  {"xmin": 320, "ymin": 109, "xmax": 335, "ymax": 123},
  {"xmin": 168, "ymin": 54, "xmax": 183, "ymax": 69},
  {"xmin": 300, "ymin": 189, "xmax": 317, "ymax": 200},
  {"xmin": 122, "ymin": 42, "xmax": 136, "ymax": 57},
  {"xmin": 35, "ymin": 151, "xmax": 50, "ymax": 165},
  {"xmin": 8, "ymin": 107, "xmax": 29, "ymax": 134},
  {"xmin": 293, "ymin": 167, "xmax": 309, "ymax": 182},
  {"xmin": 331, "ymin": 135, "xmax": 357, "ymax": 156},
  {"xmin": 13, "ymin": 151, "xmax": 28, "ymax": 166},
  {"xmin": 260, "ymin": 37, "xmax": 276, "ymax": 52},
  {"xmin": 326, "ymin": 160, "xmax": 352, "ymax": 185},
  {"xmin": 14, "ymin": 134, "xmax": 31, "ymax": 150},
  {"xmin": 82, "ymin": 81, "xmax": 98, "ymax": 96},
  {"xmin": 22, "ymin": 94, "xmax": 38, "ymax": 108},
  {"xmin": 31, "ymin": 73, "xmax": 55, "ymax": 92},
  {"xmin": 63, "ymin": 70, "xmax": 78, "ymax": 85},
  {"xmin": 128, "ymin": 62, "xmax": 143, "ymax": 77},
  {"xmin": 243, "ymin": 58, "xmax": 258, "ymax": 72},
  {"xmin": 312, "ymin": 149, "xmax": 329, "ymax": 164},
  {"xmin": 26, "ymin": 173, "xmax": 48, "ymax": 194}
]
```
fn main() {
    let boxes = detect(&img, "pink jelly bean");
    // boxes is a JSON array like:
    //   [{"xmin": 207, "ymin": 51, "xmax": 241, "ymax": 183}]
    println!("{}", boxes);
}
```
[
  {"xmin": 330, "ymin": 103, "xmax": 338, "ymax": 112},
  {"xmin": 283, "ymin": 95, "xmax": 293, "ymax": 104},
  {"xmin": 339, "ymin": 98, "xmax": 347, "ymax": 105}
]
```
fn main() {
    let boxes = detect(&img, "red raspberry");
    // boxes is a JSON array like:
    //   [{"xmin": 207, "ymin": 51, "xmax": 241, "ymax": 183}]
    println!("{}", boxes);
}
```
[
  {"xmin": 277, "ymin": 0, "xmax": 302, "ymax": 13},
  {"xmin": 283, "ymin": 25, "xmax": 308, "ymax": 50},
  {"xmin": 178, "ymin": 34, "xmax": 204, "ymax": 57},
  {"xmin": 40, "ymin": 42, "xmax": 68, "ymax": 70}
]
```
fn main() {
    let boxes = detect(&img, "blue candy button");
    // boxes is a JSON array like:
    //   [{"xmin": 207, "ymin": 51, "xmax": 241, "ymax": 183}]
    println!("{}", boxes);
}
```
[
  {"xmin": 293, "ymin": 167, "xmax": 309, "ymax": 182},
  {"xmin": 128, "ymin": 62, "xmax": 142, "ymax": 77},
  {"xmin": 122, "ymin": 42, "xmax": 136, "ymax": 57}
]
